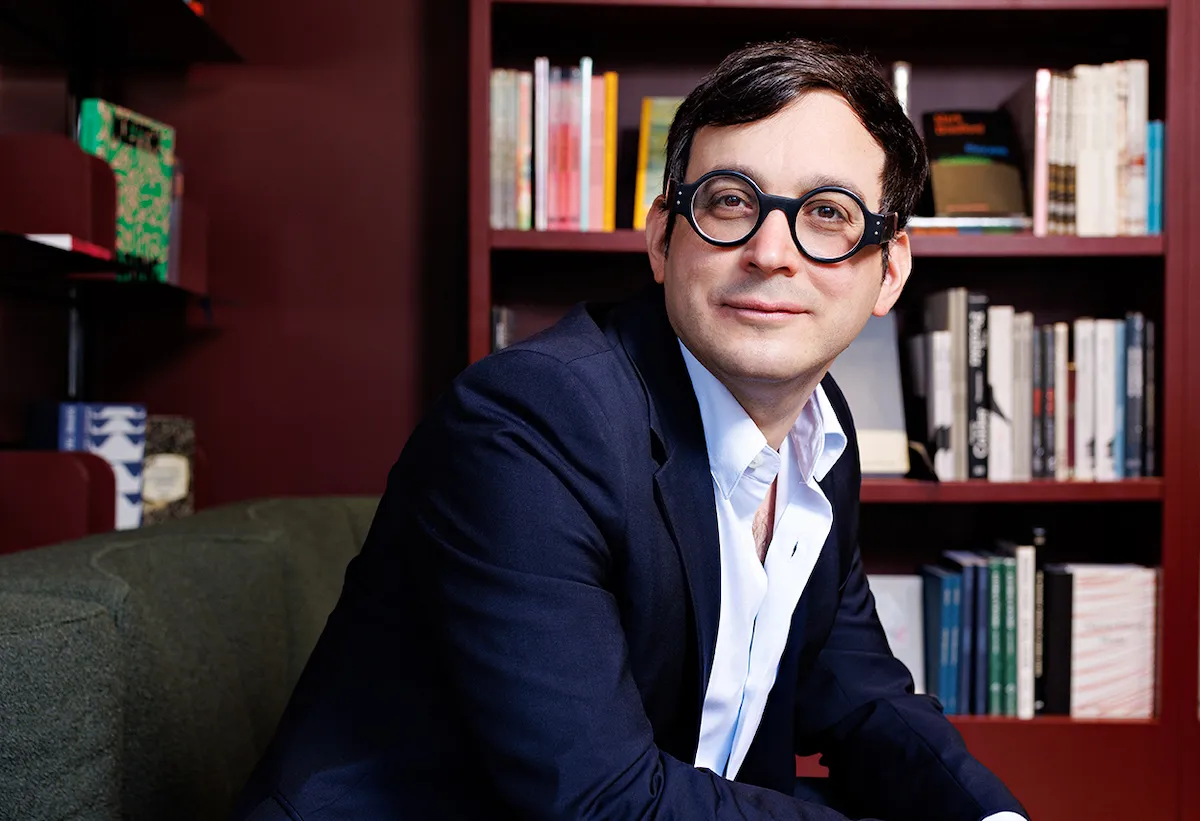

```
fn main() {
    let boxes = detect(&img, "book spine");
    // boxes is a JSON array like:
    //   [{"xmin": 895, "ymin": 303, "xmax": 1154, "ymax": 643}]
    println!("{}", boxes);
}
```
[
  {"xmin": 1034, "ymin": 569, "xmax": 1046, "ymax": 713},
  {"xmin": 1144, "ymin": 320, "xmax": 1157, "ymax": 475},
  {"xmin": 1042, "ymin": 325, "xmax": 1056, "ymax": 477},
  {"xmin": 1032, "ymin": 327, "xmax": 1045, "ymax": 477},
  {"xmin": 516, "ymin": 72, "xmax": 533, "ymax": 230},
  {"xmin": 1004, "ymin": 557, "xmax": 1018, "ymax": 716},
  {"xmin": 533, "ymin": 58, "xmax": 550, "ymax": 231},
  {"xmin": 973, "ymin": 565, "xmax": 990, "ymax": 716},
  {"xmin": 578, "ymin": 57, "xmax": 592, "ymax": 232},
  {"xmin": 1094, "ymin": 319, "xmax": 1117, "ymax": 479},
  {"xmin": 988, "ymin": 557, "xmax": 1004, "ymax": 715},
  {"xmin": 1125, "ymin": 311, "xmax": 1145, "ymax": 477},
  {"xmin": 967, "ymin": 292, "xmax": 989, "ymax": 479},
  {"xmin": 1016, "ymin": 547, "xmax": 1036, "ymax": 719},
  {"xmin": 957, "ymin": 563, "xmax": 974, "ymax": 715},
  {"xmin": 946, "ymin": 576, "xmax": 960, "ymax": 715},
  {"xmin": 1042, "ymin": 568, "xmax": 1074, "ymax": 715},
  {"xmin": 1054, "ymin": 322, "xmax": 1070, "ymax": 479},
  {"xmin": 1073, "ymin": 318, "xmax": 1096, "ymax": 480},
  {"xmin": 1113, "ymin": 319, "xmax": 1127, "ymax": 478},
  {"xmin": 987, "ymin": 305, "xmax": 1014, "ymax": 482}
]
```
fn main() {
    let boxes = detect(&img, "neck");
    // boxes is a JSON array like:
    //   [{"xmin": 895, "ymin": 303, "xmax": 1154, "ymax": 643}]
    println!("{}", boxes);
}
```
[{"xmin": 725, "ymin": 373, "xmax": 823, "ymax": 451}]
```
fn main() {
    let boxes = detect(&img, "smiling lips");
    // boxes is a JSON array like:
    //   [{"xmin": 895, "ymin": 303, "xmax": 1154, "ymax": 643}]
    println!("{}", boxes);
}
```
[{"xmin": 723, "ymin": 299, "xmax": 808, "ymax": 319}]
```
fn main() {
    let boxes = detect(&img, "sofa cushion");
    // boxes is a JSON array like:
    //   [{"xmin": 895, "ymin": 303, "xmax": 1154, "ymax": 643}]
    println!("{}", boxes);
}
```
[
  {"xmin": 0, "ymin": 592, "xmax": 121, "ymax": 821},
  {"xmin": 0, "ymin": 496, "xmax": 380, "ymax": 821}
]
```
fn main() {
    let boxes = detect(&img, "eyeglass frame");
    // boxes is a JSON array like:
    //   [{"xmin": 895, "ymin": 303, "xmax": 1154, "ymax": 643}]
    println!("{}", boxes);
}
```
[{"xmin": 664, "ymin": 168, "xmax": 900, "ymax": 264}]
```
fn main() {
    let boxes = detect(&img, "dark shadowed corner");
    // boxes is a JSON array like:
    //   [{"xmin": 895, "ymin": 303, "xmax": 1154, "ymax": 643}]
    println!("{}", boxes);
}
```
[{"xmin": 417, "ymin": 0, "xmax": 470, "ymax": 413}]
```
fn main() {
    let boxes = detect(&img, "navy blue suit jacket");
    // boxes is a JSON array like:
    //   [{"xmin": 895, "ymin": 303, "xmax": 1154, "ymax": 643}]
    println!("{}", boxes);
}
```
[{"xmin": 231, "ymin": 286, "xmax": 1026, "ymax": 821}]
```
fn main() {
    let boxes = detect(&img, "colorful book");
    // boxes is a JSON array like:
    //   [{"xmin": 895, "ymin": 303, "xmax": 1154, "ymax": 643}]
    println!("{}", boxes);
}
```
[
  {"xmin": 632, "ymin": 96, "xmax": 683, "ymax": 231},
  {"xmin": 76, "ymin": 99, "xmax": 176, "ymax": 282}
]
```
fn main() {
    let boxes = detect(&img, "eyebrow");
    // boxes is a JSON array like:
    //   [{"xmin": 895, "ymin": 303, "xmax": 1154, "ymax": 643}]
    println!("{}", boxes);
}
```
[{"xmin": 706, "ymin": 163, "xmax": 872, "ymax": 206}]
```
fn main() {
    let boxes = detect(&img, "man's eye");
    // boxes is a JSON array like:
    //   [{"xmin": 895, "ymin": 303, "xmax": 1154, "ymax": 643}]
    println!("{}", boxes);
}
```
[{"xmin": 812, "ymin": 204, "xmax": 845, "ymax": 221}]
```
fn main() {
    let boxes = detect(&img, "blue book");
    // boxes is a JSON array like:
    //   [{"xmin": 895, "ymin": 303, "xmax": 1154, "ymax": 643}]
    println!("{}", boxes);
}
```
[
  {"xmin": 1114, "ymin": 320, "xmax": 1126, "ymax": 479},
  {"xmin": 943, "ymin": 551, "xmax": 990, "ymax": 714},
  {"xmin": 920, "ymin": 565, "xmax": 961, "ymax": 715},
  {"xmin": 1147, "ymin": 121, "xmax": 1164, "ymax": 235}
]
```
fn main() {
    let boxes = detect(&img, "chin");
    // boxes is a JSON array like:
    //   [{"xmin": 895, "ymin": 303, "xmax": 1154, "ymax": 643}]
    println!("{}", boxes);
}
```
[{"xmin": 713, "ymin": 348, "xmax": 814, "ymax": 386}]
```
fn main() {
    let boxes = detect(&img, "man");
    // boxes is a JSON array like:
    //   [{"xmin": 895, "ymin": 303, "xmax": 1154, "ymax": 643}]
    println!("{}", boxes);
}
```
[{"xmin": 232, "ymin": 38, "xmax": 1028, "ymax": 820}]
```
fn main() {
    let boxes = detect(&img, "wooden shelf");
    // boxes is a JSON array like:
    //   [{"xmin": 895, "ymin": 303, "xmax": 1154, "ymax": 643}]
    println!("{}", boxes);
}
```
[
  {"xmin": 910, "ymin": 232, "xmax": 1164, "ymax": 257},
  {"xmin": 0, "ymin": 0, "xmax": 241, "ymax": 66},
  {"xmin": 491, "ymin": 229, "xmax": 1164, "ymax": 258},
  {"xmin": 861, "ymin": 478, "xmax": 1163, "ymax": 503},
  {"xmin": 0, "ymin": 231, "xmax": 119, "ymax": 278},
  {"xmin": 949, "ymin": 714, "xmax": 1158, "ymax": 726},
  {"xmin": 492, "ymin": 0, "xmax": 1166, "ymax": 8},
  {"xmin": 0, "ymin": 231, "xmax": 209, "ymax": 306}
]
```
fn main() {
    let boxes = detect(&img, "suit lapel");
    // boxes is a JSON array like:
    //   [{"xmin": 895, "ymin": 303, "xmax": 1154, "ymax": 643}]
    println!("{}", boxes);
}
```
[{"xmin": 612, "ymin": 287, "xmax": 722, "ymax": 746}]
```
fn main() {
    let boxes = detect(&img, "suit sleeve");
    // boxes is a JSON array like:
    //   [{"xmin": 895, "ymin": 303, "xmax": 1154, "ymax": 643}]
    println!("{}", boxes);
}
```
[
  {"xmin": 792, "ymin": 541, "xmax": 1028, "ymax": 821},
  {"xmin": 394, "ymin": 350, "xmax": 872, "ymax": 821}
]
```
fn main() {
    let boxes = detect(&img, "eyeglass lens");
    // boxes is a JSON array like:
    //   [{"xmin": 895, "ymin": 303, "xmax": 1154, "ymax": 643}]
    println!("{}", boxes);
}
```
[{"xmin": 690, "ymin": 174, "xmax": 866, "ymax": 259}]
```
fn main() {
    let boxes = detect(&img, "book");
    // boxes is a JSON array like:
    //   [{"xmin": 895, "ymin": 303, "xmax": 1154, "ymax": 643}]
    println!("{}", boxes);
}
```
[
  {"xmin": 142, "ymin": 416, "xmax": 196, "ymax": 526},
  {"xmin": 76, "ymin": 99, "xmax": 176, "ymax": 282},
  {"xmin": 632, "ymin": 97, "xmax": 683, "ymax": 231}
]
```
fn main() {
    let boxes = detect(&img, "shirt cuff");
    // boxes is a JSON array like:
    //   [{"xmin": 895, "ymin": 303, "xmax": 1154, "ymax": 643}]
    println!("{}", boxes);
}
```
[{"xmin": 982, "ymin": 814, "xmax": 1028, "ymax": 821}]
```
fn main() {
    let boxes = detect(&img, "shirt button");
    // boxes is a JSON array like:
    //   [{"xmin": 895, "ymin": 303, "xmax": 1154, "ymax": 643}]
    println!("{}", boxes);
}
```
[{"xmin": 749, "ymin": 454, "xmax": 764, "ymax": 470}]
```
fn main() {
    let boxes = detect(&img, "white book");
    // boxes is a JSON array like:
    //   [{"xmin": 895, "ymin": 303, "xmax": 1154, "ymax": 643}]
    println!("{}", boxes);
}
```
[
  {"xmin": 1123, "ymin": 59, "xmax": 1150, "ymax": 235},
  {"xmin": 1073, "ymin": 318, "xmax": 1097, "ymax": 480},
  {"xmin": 1015, "ymin": 545, "xmax": 1036, "ymax": 719},
  {"xmin": 1054, "ymin": 321, "xmax": 1070, "ymax": 479},
  {"xmin": 1072, "ymin": 64, "xmax": 1100, "ymax": 236},
  {"xmin": 930, "ymin": 330, "xmax": 955, "ymax": 482},
  {"xmin": 1094, "ymin": 319, "xmax": 1119, "ymax": 480},
  {"xmin": 987, "ymin": 305, "xmax": 1015, "ymax": 482},
  {"xmin": 1066, "ymin": 564, "xmax": 1158, "ymax": 719},
  {"xmin": 924, "ymin": 289, "xmax": 969, "ymax": 480},
  {"xmin": 533, "ymin": 57, "xmax": 550, "ymax": 232},
  {"xmin": 578, "ymin": 56, "xmax": 593, "ymax": 231},
  {"xmin": 1099, "ymin": 62, "xmax": 1123, "ymax": 237}
]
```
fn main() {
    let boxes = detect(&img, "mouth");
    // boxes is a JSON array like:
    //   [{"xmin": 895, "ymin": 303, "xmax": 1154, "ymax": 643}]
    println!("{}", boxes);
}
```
[{"xmin": 721, "ymin": 299, "xmax": 808, "ymax": 320}]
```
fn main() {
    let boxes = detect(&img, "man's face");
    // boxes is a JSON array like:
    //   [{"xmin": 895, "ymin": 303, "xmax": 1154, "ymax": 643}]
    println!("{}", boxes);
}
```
[{"xmin": 647, "ymin": 90, "xmax": 911, "ymax": 396}]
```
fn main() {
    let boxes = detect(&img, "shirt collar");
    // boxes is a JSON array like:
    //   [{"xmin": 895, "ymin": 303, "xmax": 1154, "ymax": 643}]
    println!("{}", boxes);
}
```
[{"xmin": 678, "ymin": 340, "xmax": 847, "ymax": 498}]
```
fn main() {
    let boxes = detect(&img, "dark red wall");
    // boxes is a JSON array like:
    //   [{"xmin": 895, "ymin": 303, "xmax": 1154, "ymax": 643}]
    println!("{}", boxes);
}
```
[{"xmin": 100, "ymin": 0, "xmax": 469, "ymax": 505}]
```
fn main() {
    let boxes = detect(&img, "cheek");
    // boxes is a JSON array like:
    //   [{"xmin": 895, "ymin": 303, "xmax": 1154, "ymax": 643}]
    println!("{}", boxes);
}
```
[
  {"xmin": 664, "ymin": 246, "xmax": 722, "ymax": 303},
  {"xmin": 807, "ymin": 259, "xmax": 878, "ymax": 308}
]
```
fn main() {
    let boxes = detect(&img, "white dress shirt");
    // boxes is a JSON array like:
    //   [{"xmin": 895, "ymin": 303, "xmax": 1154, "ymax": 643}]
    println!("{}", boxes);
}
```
[{"xmin": 679, "ymin": 341, "xmax": 1025, "ymax": 821}]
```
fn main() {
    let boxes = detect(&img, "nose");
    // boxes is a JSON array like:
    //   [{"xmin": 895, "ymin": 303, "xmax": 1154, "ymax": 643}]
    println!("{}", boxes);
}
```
[{"xmin": 741, "ymin": 208, "xmax": 800, "ymax": 277}]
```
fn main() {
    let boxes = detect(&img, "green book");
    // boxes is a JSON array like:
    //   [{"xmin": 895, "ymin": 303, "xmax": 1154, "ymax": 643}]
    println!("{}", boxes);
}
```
[
  {"xmin": 77, "ymin": 99, "xmax": 176, "ymax": 282},
  {"xmin": 987, "ymin": 556, "xmax": 1004, "ymax": 716},
  {"xmin": 1003, "ymin": 556, "xmax": 1019, "ymax": 716}
]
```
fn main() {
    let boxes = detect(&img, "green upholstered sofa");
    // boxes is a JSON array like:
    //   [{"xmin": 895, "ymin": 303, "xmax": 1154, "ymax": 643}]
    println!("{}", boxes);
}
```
[{"xmin": 0, "ymin": 496, "xmax": 380, "ymax": 821}]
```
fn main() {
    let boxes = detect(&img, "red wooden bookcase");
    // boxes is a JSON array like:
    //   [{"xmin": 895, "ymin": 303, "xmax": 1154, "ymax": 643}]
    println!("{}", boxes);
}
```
[{"xmin": 467, "ymin": 1, "xmax": 1200, "ymax": 818}]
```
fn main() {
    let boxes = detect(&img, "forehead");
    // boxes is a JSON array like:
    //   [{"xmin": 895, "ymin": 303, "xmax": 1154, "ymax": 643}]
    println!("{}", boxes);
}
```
[{"xmin": 685, "ymin": 90, "xmax": 886, "ymax": 207}]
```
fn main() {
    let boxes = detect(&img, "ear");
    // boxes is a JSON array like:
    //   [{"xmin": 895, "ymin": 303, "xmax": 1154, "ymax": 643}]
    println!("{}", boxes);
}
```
[
  {"xmin": 646, "ymin": 196, "xmax": 669, "ymax": 284},
  {"xmin": 872, "ymin": 230, "xmax": 912, "ymax": 317}
]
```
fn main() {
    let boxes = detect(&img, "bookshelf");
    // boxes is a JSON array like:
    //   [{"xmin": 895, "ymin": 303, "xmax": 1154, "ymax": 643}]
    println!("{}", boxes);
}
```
[
  {"xmin": 470, "ymin": 0, "xmax": 1199, "ymax": 819},
  {"xmin": 0, "ymin": 4, "xmax": 236, "ymax": 539}
]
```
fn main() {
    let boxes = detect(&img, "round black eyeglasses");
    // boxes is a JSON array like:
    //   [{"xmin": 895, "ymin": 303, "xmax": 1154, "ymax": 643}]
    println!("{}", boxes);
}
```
[{"xmin": 666, "ymin": 169, "xmax": 899, "ymax": 264}]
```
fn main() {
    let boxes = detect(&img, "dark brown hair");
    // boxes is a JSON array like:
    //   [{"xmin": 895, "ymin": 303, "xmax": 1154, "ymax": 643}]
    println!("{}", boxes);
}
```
[{"xmin": 660, "ymin": 37, "xmax": 928, "ymax": 252}]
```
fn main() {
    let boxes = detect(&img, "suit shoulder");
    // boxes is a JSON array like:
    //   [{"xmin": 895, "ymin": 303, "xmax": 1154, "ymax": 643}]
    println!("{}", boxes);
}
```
[
  {"xmin": 463, "ymin": 302, "xmax": 635, "ymax": 406},
  {"xmin": 506, "ymin": 301, "xmax": 617, "ymax": 364}
]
